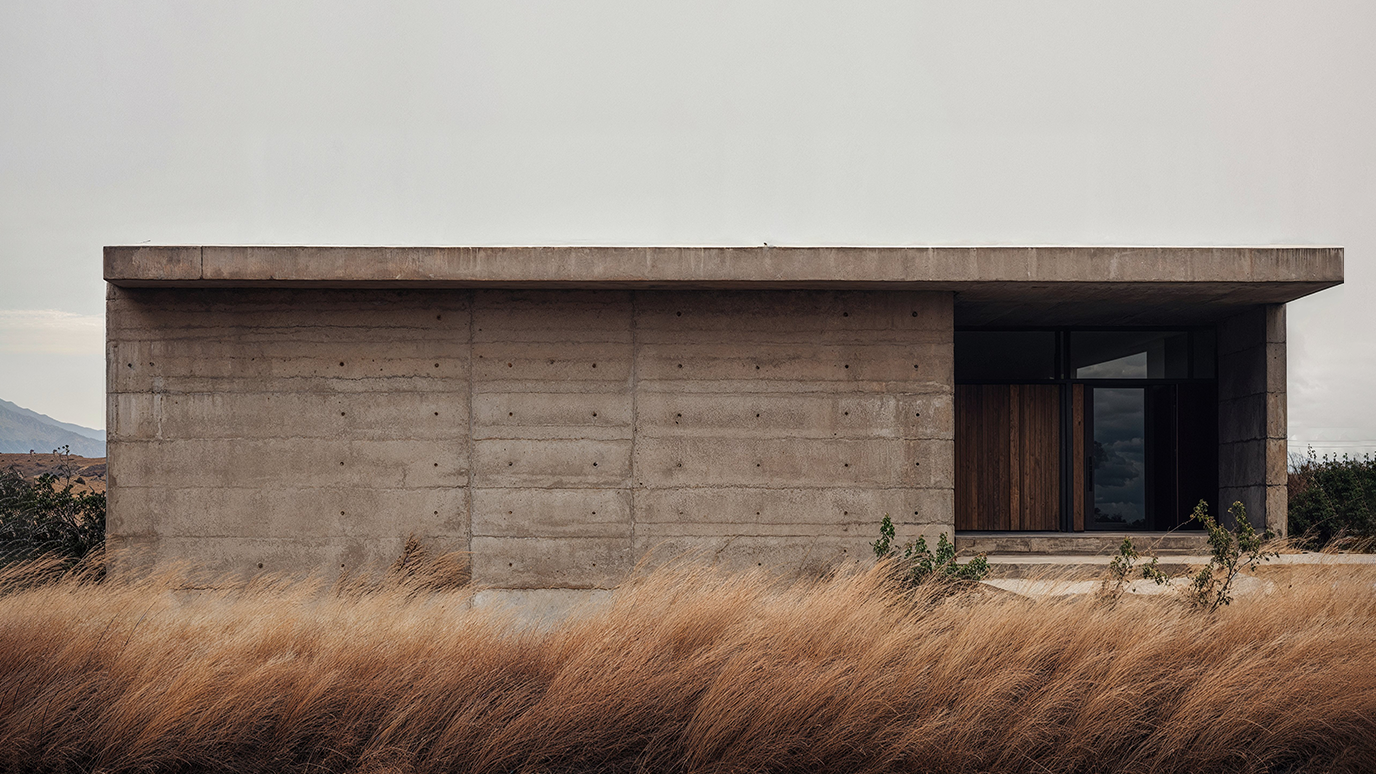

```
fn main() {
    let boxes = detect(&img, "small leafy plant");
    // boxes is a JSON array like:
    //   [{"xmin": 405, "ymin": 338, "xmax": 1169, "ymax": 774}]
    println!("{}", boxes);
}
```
[
  {"xmin": 1288, "ymin": 448, "xmax": 1376, "ymax": 550},
  {"xmin": 1186, "ymin": 499, "xmax": 1277, "ymax": 611},
  {"xmin": 872, "ymin": 515, "xmax": 989, "ymax": 588},
  {"xmin": 0, "ymin": 447, "xmax": 106, "ymax": 568},
  {"xmin": 1101, "ymin": 537, "xmax": 1168, "ymax": 605}
]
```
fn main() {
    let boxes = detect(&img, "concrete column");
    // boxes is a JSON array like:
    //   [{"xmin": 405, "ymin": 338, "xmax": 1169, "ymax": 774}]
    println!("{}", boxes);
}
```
[{"xmin": 1217, "ymin": 304, "xmax": 1287, "ymax": 534}]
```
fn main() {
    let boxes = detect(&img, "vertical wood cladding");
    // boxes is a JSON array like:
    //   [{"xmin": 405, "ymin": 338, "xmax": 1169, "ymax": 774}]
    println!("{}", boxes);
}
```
[
  {"xmin": 1072, "ymin": 384, "xmax": 1086, "ymax": 532},
  {"xmin": 954, "ymin": 384, "xmax": 1060, "ymax": 531}
]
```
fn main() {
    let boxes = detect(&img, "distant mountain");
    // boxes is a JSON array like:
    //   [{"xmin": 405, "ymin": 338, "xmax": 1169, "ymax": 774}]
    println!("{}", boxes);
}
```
[{"xmin": 0, "ymin": 398, "xmax": 105, "ymax": 457}]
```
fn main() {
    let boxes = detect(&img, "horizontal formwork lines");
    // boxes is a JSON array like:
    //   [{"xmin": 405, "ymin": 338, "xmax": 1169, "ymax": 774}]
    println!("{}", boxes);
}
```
[
  {"xmin": 109, "ymin": 392, "xmax": 468, "ymax": 442},
  {"xmin": 111, "ymin": 438, "xmax": 469, "ymax": 490},
  {"xmin": 107, "ymin": 285, "xmax": 957, "ymax": 586}
]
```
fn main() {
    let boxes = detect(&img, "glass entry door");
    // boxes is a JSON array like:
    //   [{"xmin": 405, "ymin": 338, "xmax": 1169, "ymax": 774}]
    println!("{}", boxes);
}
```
[
  {"xmin": 1081, "ymin": 384, "xmax": 1214, "ymax": 531},
  {"xmin": 1088, "ymin": 388, "xmax": 1147, "ymax": 529}
]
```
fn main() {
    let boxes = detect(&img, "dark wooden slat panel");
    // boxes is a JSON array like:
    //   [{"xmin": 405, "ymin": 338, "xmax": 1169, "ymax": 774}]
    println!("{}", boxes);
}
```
[
  {"xmin": 1073, "ymin": 384, "xmax": 1085, "ymax": 531},
  {"xmin": 955, "ymin": 385, "xmax": 980, "ymax": 531},
  {"xmin": 1009, "ymin": 385, "xmax": 1022, "ymax": 530},
  {"xmin": 986, "ymin": 385, "xmax": 1012, "ymax": 530},
  {"xmin": 958, "ymin": 383, "xmax": 1063, "ymax": 532},
  {"xmin": 1018, "ymin": 385, "xmax": 1061, "ymax": 531}
]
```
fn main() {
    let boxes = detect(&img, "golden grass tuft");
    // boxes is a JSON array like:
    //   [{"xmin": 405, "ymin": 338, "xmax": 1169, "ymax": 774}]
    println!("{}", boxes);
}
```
[{"xmin": 1, "ymin": 558, "xmax": 1374, "ymax": 773}]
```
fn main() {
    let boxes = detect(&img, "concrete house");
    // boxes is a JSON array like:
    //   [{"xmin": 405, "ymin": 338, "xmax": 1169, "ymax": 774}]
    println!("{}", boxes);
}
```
[{"xmin": 105, "ymin": 246, "xmax": 1342, "ymax": 587}]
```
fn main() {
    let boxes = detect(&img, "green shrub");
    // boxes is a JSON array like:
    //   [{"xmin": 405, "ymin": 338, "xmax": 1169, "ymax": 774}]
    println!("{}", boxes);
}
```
[
  {"xmin": 1288, "ymin": 449, "xmax": 1376, "ymax": 549},
  {"xmin": 1100, "ymin": 537, "xmax": 1167, "ymax": 605},
  {"xmin": 0, "ymin": 448, "xmax": 106, "ymax": 568},
  {"xmin": 1186, "ymin": 500, "xmax": 1276, "ymax": 611},
  {"xmin": 872, "ymin": 515, "xmax": 989, "ymax": 587}
]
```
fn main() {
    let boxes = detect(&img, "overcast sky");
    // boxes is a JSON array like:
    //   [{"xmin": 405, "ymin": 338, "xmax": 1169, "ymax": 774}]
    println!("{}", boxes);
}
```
[{"xmin": 1, "ymin": 1, "xmax": 1373, "ymax": 455}]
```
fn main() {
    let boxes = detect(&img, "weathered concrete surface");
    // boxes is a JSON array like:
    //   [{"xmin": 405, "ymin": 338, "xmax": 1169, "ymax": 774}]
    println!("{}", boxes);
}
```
[
  {"xmin": 106, "ymin": 246, "xmax": 1343, "ymax": 290},
  {"xmin": 107, "ymin": 287, "xmax": 951, "ymax": 586},
  {"xmin": 1218, "ymin": 305, "xmax": 1288, "ymax": 534},
  {"xmin": 106, "ymin": 288, "xmax": 474, "ymax": 578},
  {"xmin": 955, "ymin": 531, "xmax": 1210, "ymax": 556},
  {"xmin": 981, "ymin": 550, "xmax": 1376, "ymax": 581},
  {"xmin": 105, "ymin": 245, "xmax": 1343, "ymax": 328}
]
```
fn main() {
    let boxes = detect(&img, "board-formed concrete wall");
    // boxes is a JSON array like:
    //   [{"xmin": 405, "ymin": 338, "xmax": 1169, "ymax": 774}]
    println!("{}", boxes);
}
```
[
  {"xmin": 1217, "ymin": 304, "xmax": 1288, "ymax": 534},
  {"xmin": 107, "ymin": 287, "xmax": 953, "ymax": 586}
]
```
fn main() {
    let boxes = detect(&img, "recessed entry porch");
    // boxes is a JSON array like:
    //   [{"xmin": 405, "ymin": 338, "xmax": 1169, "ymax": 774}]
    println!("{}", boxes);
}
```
[{"xmin": 954, "ymin": 328, "xmax": 1218, "ymax": 538}]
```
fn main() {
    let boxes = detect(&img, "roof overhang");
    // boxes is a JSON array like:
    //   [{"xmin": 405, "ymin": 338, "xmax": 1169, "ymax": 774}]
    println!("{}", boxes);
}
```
[{"xmin": 105, "ymin": 245, "xmax": 1343, "ymax": 326}]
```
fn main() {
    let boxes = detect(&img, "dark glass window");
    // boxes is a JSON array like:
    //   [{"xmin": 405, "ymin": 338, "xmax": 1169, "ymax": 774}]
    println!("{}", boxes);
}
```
[
  {"xmin": 955, "ymin": 331, "xmax": 1057, "ymax": 381},
  {"xmin": 1071, "ymin": 331, "xmax": 1189, "ymax": 379},
  {"xmin": 1090, "ymin": 387, "xmax": 1147, "ymax": 528},
  {"xmin": 1193, "ymin": 329, "xmax": 1216, "ymax": 379}
]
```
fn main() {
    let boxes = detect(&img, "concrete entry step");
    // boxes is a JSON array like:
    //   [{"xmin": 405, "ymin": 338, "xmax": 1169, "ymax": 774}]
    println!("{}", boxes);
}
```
[
  {"xmin": 979, "ymin": 551, "xmax": 1376, "ymax": 584},
  {"xmin": 978, "ymin": 555, "xmax": 1206, "ymax": 580},
  {"xmin": 955, "ymin": 531, "xmax": 1210, "ymax": 557}
]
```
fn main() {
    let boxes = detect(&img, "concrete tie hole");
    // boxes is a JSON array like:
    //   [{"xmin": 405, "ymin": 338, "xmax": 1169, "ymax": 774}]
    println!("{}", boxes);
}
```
[
  {"xmin": 592, "ymin": 462, "xmax": 598, "ymax": 467},
  {"xmin": 842, "ymin": 312, "xmax": 849, "ymax": 317}
]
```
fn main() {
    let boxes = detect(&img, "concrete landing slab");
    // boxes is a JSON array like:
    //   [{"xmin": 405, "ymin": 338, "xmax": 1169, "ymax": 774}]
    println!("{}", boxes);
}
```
[
  {"xmin": 978, "ymin": 550, "xmax": 1376, "ymax": 581},
  {"xmin": 956, "ymin": 531, "xmax": 1210, "ymax": 557}
]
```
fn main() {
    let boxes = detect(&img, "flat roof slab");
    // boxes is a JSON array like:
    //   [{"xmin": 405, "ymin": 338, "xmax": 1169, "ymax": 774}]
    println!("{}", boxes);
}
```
[{"xmin": 105, "ymin": 245, "xmax": 1342, "ymax": 326}]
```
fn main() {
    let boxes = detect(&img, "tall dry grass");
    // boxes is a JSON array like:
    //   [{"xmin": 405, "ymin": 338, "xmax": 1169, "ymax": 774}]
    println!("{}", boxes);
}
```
[{"xmin": 1, "ymin": 557, "xmax": 1374, "ymax": 774}]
